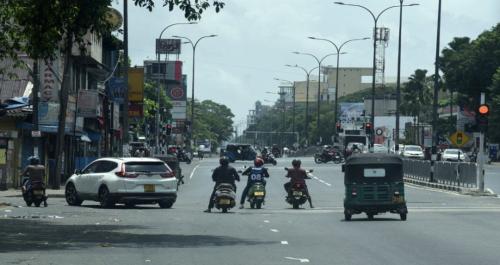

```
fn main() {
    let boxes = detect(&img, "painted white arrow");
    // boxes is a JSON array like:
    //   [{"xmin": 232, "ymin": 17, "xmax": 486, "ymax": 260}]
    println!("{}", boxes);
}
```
[{"xmin": 285, "ymin": 257, "xmax": 310, "ymax": 263}]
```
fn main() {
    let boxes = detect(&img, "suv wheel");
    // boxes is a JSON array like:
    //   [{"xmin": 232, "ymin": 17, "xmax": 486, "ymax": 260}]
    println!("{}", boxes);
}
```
[
  {"xmin": 159, "ymin": 201, "xmax": 173, "ymax": 209},
  {"xmin": 99, "ymin": 186, "xmax": 114, "ymax": 208},
  {"xmin": 65, "ymin": 183, "xmax": 83, "ymax": 206}
]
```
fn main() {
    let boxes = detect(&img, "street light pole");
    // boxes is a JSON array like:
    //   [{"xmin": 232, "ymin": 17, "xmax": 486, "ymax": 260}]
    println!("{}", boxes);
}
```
[
  {"xmin": 431, "ymin": 0, "xmax": 442, "ymax": 183},
  {"xmin": 292, "ymin": 52, "xmax": 337, "ymax": 145},
  {"xmin": 285, "ymin": 64, "xmax": 319, "ymax": 146},
  {"xmin": 173, "ymin": 34, "xmax": 217, "ymax": 147},
  {"xmin": 335, "ymin": 2, "xmax": 417, "ymax": 148},
  {"xmin": 308, "ymin": 36, "xmax": 369, "ymax": 138},
  {"xmin": 155, "ymin": 22, "xmax": 196, "ymax": 154}
]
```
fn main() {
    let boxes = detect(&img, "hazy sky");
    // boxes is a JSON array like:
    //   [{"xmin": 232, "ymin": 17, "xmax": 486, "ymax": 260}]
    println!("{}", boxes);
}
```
[{"xmin": 113, "ymin": 0, "xmax": 499, "ymax": 128}]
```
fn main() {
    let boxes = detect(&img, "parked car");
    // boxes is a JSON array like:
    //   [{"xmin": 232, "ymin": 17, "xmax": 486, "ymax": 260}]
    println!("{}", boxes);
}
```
[
  {"xmin": 373, "ymin": 144, "xmax": 389, "ymax": 154},
  {"xmin": 65, "ymin": 157, "xmax": 178, "ymax": 208},
  {"xmin": 402, "ymin": 145, "xmax": 425, "ymax": 160},
  {"xmin": 390, "ymin": 144, "xmax": 405, "ymax": 155},
  {"xmin": 442, "ymin": 149, "xmax": 469, "ymax": 162}
]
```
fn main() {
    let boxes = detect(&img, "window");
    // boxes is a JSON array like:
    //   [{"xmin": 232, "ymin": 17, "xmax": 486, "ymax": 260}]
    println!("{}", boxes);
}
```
[
  {"xmin": 82, "ymin": 161, "xmax": 100, "ymax": 174},
  {"xmin": 125, "ymin": 162, "xmax": 169, "ymax": 173},
  {"xmin": 364, "ymin": 168, "xmax": 386, "ymax": 178},
  {"xmin": 96, "ymin": 161, "xmax": 118, "ymax": 173}
]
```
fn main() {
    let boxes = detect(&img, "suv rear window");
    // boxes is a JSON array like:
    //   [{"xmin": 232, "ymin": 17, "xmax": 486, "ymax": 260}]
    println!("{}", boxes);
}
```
[{"xmin": 125, "ymin": 162, "xmax": 170, "ymax": 173}]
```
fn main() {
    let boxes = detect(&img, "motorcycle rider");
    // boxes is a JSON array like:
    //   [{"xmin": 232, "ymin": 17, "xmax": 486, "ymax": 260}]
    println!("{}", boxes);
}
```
[
  {"xmin": 239, "ymin": 157, "xmax": 269, "ymax": 209},
  {"xmin": 284, "ymin": 159, "xmax": 313, "ymax": 208},
  {"xmin": 204, "ymin": 156, "xmax": 240, "ymax": 213},
  {"xmin": 21, "ymin": 156, "xmax": 47, "ymax": 206}
]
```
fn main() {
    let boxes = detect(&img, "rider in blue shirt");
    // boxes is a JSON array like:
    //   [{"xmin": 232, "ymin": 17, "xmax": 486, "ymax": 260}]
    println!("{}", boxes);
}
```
[{"xmin": 239, "ymin": 158, "xmax": 269, "ymax": 209}]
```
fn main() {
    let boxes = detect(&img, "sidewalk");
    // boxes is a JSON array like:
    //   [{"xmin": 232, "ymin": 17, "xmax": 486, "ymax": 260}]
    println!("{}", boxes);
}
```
[{"xmin": 0, "ymin": 188, "xmax": 65, "ymax": 207}]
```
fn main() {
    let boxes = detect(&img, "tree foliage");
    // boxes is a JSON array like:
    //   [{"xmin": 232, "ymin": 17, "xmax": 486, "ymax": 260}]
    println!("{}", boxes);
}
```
[
  {"xmin": 400, "ymin": 69, "xmax": 433, "ymax": 122},
  {"xmin": 188, "ymin": 99, "xmax": 234, "ymax": 146},
  {"xmin": 133, "ymin": 0, "xmax": 225, "ymax": 20}
]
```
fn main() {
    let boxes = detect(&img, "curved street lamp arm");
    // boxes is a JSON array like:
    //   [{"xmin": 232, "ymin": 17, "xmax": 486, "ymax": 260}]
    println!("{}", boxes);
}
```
[
  {"xmin": 159, "ymin": 22, "xmax": 197, "ymax": 39},
  {"xmin": 336, "ymin": 3, "xmax": 376, "ymax": 22},
  {"xmin": 319, "ymin": 53, "xmax": 338, "ymax": 64},
  {"xmin": 339, "ymin": 37, "xmax": 370, "ymax": 50},
  {"xmin": 194, "ymin": 34, "xmax": 218, "ymax": 48},
  {"xmin": 308, "ymin": 66, "xmax": 319, "ymax": 75},
  {"xmin": 375, "ymin": 5, "xmax": 400, "ymax": 22},
  {"xmin": 172, "ymin": 35, "xmax": 194, "ymax": 48}
]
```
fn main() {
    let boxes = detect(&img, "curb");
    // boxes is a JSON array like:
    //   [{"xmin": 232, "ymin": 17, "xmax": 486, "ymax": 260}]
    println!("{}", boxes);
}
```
[{"xmin": 404, "ymin": 177, "xmax": 497, "ymax": 196}]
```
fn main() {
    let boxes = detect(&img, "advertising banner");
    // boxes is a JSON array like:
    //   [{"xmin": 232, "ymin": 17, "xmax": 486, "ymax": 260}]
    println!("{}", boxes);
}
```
[
  {"xmin": 340, "ymin": 103, "xmax": 365, "ymax": 123},
  {"xmin": 113, "ymin": 104, "xmax": 120, "ymax": 130},
  {"xmin": 128, "ymin": 67, "xmax": 144, "ymax": 102},
  {"xmin": 39, "ymin": 57, "xmax": 63, "ymax": 103},
  {"xmin": 107, "ymin": 77, "xmax": 126, "ymax": 103},
  {"xmin": 128, "ymin": 102, "xmax": 143, "ymax": 117},
  {"xmin": 156, "ymin": 39, "xmax": 181, "ymax": 54},
  {"xmin": 144, "ymin": 61, "xmax": 183, "ymax": 82},
  {"xmin": 77, "ymin": 90, "xmax": 100, "ymax": 117},
  {"xmin": 171, "ymin": 100, "xmax": 187, "ymax": 120}
]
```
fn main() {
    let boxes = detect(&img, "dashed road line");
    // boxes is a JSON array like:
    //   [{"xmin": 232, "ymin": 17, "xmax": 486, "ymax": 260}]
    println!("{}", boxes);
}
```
[
  {"xmin": 310, "ymin": 174, "xmax": 332, "ymax": 187},
  {"xmin": 281, "ymin": 241, "xmax": 289, "ymax": 245},
  {"xmin": 189, "ymin": 164, "xmax": 201, "ymax": 179},
  {"xmin": 285, "ymin": 257, "xmax": 310, "ymax": 263},
  {"xmin": 263, "ymin": 220, "xmax": 270, "ymax": 223},
  {"xmin": 270, "ymin": 228, "xmax": 279, "ymax": 233}
]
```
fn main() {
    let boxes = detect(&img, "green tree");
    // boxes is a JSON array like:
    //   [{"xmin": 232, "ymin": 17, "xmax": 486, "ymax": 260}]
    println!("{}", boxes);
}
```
[
  {"xmin": 188, "ymin": 99, "xmax": 234, "ymax": 148},
  {"xmin": 133, "ymin": 0, "xmax": 225, "ymax": 20},
  {"xmin": 400, "ymin": 69, "xmax": 433, "ymax": 123}
]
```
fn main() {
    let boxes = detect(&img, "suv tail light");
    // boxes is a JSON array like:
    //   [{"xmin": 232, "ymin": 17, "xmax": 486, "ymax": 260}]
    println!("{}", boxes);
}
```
[{"xmin": 161, "ymin": 171, "xmax": 175, "ymax": 178}]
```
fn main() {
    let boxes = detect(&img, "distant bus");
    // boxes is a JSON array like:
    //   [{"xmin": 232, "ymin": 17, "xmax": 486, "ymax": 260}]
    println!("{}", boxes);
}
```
[{"xmin": 196, "ymin": 139, "xmax": 212, "ymax": 153}]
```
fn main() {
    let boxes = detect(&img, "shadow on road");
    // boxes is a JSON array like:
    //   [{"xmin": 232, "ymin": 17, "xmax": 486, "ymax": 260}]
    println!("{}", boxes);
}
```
[{"xmin": 0, "ymin": 219, "xmax": 272, "ymax": 253}]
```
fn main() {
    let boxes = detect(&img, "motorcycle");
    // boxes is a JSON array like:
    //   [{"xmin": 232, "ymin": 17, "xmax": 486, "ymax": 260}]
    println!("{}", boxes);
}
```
[
  {"xmin": 22, "ymin": 179, "xmax": 47, "ymax": 207},
  {"xmin": 177, "ymin": 150, "xmax": 192, "ymax": 164},
  {"xmin": 213, "ymin": 183, "xmax": 236, "ymax": 213},
  {"xmin": 284, "ymin": 168, "xmax": 312, "ymax": 209},
  {"xmin": 263, "ymin": 154, "xmax": 277, "ymax": 166},
  {"xmin": 247, "ymin": 182, "xmax": 266, "ymax": 209},
  {"xmin": 314, "ymin": 150, "xmax": 343, "ymax": 164}
]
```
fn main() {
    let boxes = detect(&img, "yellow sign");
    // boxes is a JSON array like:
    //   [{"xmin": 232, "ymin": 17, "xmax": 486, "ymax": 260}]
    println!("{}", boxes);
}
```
[
  {"xmin": 449, "ymin": 131, "xmax": 470, "ymax": 147},
  {"xmin": 0, "ymin": 149, "xmax": 6, "ymax": 164},
  {"xmin": 128, "ymin": 67, "xmax": 144, "ymax": 102}
]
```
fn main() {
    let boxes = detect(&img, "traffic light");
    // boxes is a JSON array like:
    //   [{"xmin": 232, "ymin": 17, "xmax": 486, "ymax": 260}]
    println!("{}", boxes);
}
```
[
  {"xmin": 477, "ymin": 104, "xmax": 489, "ymax": 132},
  {"xmin": 365, "ymin": 122, "xmax": 373, "ymax": 135},
  {"xmin": 336, "ymin": 122, "xmax": 343, "ymax": 133},
  {"xmin": 166, "ymin": 124, "xmax": 172, "ymax": 135}
]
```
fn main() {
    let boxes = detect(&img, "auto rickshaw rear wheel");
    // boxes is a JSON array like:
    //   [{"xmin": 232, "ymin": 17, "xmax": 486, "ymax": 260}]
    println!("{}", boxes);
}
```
[
  {"xmin": 344, "ymin": 213, "xmax": 352, "ymax": 221},
  {"xmin": 400, "ymin": 213, "xmax": 407, "ymax": 221}
]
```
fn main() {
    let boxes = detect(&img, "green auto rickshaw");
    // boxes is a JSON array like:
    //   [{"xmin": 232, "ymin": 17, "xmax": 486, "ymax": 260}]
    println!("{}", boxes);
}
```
[{"xmin": 342, "ymin": 153, "xmax": 408, "ymax": 221}]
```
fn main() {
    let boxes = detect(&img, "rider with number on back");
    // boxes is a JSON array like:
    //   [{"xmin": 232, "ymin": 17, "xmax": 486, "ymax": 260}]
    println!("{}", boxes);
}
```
[
  {"xmin": 204, "ymin": 156, "xmax": 240, "ymax": 213},
  {"xmin": 239, "ymin": 157, "xmax": 269, "ymax": 209},
  {"xmin": 284, "ymin": 159, "xmax": 314, "ymax": 208}
]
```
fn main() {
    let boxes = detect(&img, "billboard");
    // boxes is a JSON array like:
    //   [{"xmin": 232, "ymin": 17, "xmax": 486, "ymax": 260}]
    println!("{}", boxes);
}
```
[
  {"xmin": 128, "ymin": 67, "xmax": 144, "ymax": 102},
  {"xmin": 171, "ymin": 101, "xmax": 187, "ymax": 120},
  {"xmin": 77, "ymin": 90, "xmax": 100, "ymax": 117},
  {"xmin": 39, "ymin": 57, "xmax": 63, "ymax": 103},
  {"xmin": 107, "ymin": 77, "xmax": 126, "ymax": 103},
  {"xmin": 144, "ymin": 60, "xmax": 183, "ymax": 82},
  {"xmin": 340, "ymin": 103, "xmax": 365, "ymax": 123},
  {"xmin": 156, "ymin": 39, "xmax": 181, "ymax": 54},
  {"xmin": 128, "ymin": 102, "xmax": 143, "ymax": 117}
]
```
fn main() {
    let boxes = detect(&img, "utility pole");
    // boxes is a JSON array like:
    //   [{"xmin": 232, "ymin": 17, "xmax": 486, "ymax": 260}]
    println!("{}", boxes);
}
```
[
  {"xmin": 32, "ymin": 61, "xmax": 40, "ymax": 157},
  {"xmin": 122, "ymin": 0, "xmax": 130, "ymax": 155},
  {"xmin": 431, "ymin": 0, "xmax": 442, "ymax": 183},
  {"xmin": 477, "ymin": 92, "xmax": 486, "ymax": 192}
]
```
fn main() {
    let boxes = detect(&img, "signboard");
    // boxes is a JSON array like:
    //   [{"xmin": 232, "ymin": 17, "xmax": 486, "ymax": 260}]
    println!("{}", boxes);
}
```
[
  {"xmin": 340, "ymin": 103, "xmax": 365, "ymax": 123},
  {"xmin": 128, "ymin": 67, "xmax": 144, "ymax": 102},
  {"xmin": 107, "ymin": 77, "xmax": 126, "ymax": 103},
  {"xmin": 38, "ymin": 102, "xmax": 60, "ymax": 126},
  {"xmin": 144, "ymin": 61, "xmax": 183, "ymax": 82},
  {"xmin": 39, "ymin": 57, "xmax": 63, "ymax": 102},
  {"xmin": 128, "ymin": 102, "xmax": 143, "ymax": 117},
  {"xmin": 156, "ymin": 39, "xmax": 181, "ymax": 54},
  {"xmin": 112, "ymin": 104, "xmax": 120, "ymax": 130},
  {"xmin": 77, "ymin": 90, "xmax": 100, "ymax": 117},
  {"xmin": 449, "ymin": 131, "xmax": 470, "ymax": 147},
  {"xmin": 171, "ymin": 100, "xmax": 187, "ymax": 120},
  {"xmin": 31, "ymin": 131, "xmax": 41, "ymax": 137}
]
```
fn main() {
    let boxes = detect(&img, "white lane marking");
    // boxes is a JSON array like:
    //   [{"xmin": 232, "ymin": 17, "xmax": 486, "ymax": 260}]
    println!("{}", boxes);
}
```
[
  {"xmin": 281, "ymin": 241, "xmax": 289, "ymax": 245},
  {"xmin": 264, "ymin": 220, "xmax": 270, "ymax": 223},
  {"xmin": 285, "ymin": 257, "xmax": 310, "ymax": 263},
  {"xmin": 309, "ymin": 173, "xmax": 332, "ymax": 187},
  {"xmin": 189, "ymin": 164, "xmax": 201, "ymax": 179},
  {"xmin": 270, "ymin": 229, "xmax": 279, "ymax": 233}
]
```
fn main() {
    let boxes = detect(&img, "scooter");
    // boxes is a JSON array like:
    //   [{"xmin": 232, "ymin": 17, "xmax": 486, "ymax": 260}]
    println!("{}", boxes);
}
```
[
  {"xmin": 284, "ymin": 168, "xmax": 312, "ymax": 209},
  {"xmin": 22, "ymin": 179, "xmax": 47, "ymax": 207},
  {"xmin": 213, "ymin": 183, "xmax": 236, "ymax": 213},
  {"xmin": 263, "ymin": 154, "xmax": 277, "ymax": 166},
  {"xmin": 247, "ymin": 182, "xmax": 266, "ymax": 209}
]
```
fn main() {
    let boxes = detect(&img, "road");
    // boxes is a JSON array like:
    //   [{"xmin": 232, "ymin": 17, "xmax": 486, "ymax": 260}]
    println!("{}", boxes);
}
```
[{"xmin": 2, "ymin": 157, "xmax": 500, "ymax": 265}]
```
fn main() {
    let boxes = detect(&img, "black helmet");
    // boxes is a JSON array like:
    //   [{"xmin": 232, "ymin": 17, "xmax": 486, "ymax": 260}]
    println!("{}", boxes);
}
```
[
  {"xmin": 292, "ymin": 159, "xmax": 301, "ymax": 168},
  {"xmin": 219, "ymin": 156, "xmax": 229, "ymax": 166},
  {"xmin": 28, "ymin": 156, "xmax": 40, "ymax": 165}
]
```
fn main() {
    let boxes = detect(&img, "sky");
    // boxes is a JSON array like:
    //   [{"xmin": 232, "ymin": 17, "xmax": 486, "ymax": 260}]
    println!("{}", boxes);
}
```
[{"xmin": 112, "ymin": 0, "xmax": 499, "ymax": 130}]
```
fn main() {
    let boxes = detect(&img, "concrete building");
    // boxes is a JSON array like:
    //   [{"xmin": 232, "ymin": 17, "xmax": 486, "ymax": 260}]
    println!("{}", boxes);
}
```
[{"xmin": 323, "ymin": 67, "xmax": 373, "ymax": 97}]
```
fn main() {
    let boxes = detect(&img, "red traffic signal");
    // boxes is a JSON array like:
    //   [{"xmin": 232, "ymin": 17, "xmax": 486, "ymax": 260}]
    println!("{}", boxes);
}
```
[
  {"xmin": 365, "ymin": 122, "xmax": 373, "ymax": 134},
  {"xmin": 478, "ymin": 104, "xmax": 489, "ymax": 116},
  {"xmin": 165, "ymin": 124, "xmax": 172, "ymax": 135}
]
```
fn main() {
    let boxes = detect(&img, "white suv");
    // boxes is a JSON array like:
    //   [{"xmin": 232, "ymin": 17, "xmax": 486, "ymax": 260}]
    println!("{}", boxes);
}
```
[{"xmin": 65, "ymin": 157, "xmax": 178, "ymax": 208}]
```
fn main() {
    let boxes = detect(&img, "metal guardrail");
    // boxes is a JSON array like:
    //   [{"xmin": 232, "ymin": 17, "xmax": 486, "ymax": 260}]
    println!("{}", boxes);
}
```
[
  {"xmin": 403, "ymin": 159, "xmax": 431, "ymax": 182},
  {"xmin": 403, "ymin": 159, "xmax": 477, "ymax": 188}
]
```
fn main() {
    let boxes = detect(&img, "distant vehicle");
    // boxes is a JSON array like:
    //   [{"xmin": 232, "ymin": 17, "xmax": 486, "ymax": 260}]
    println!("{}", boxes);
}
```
[
  {"xmin": 65, "ymin": 157, "xmax": 178, "ymax": 208},
  {"xmin": 402, "ymin": 145, "xmax": 425, "ymax": 160},
  {"xmin": 373, "ymin": 144, "xmax": 389, "ymax": 154},
  {"xmin": 442, "ymin": 149, "xmax": 469, "ymax": 162},
  {"xmin": 223, "ymin": 144, "xmax": 257, "ymax": 162},
  {"xmin": 390, "ymin": 144, "xmax": 405, "ymax": 155},
  {"xmin": 345, "ymin": 142, "xmax": 366, "ymax": 157}
]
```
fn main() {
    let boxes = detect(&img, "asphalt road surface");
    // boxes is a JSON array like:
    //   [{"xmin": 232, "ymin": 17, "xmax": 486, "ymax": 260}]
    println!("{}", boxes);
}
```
[{"xmin": 2, "ymin": 157, "xmax": 500, "ymax": 265}]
